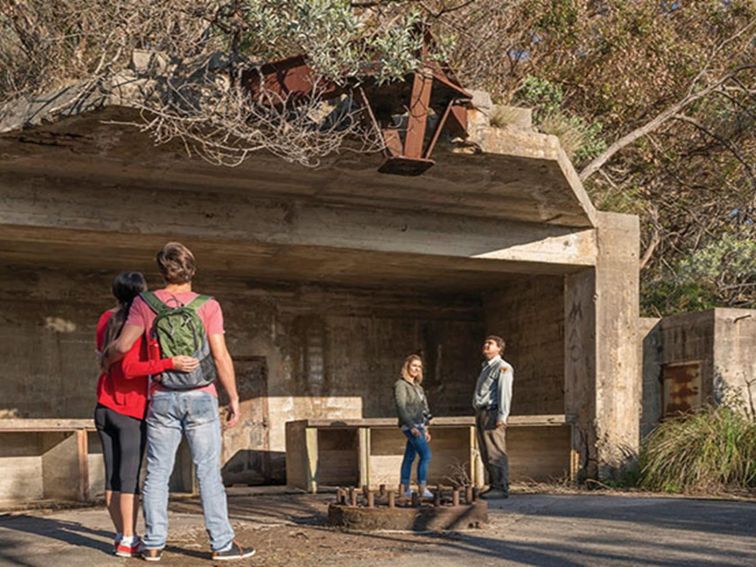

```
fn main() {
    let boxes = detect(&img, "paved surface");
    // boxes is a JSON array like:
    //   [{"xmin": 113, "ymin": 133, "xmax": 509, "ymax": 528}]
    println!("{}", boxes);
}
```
[{"xmin": 0, "ymin": 492, "xmax": 754, "ymax": 566}]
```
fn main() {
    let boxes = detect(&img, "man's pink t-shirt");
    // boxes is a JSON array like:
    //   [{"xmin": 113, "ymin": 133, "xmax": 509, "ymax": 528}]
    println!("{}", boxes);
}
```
[{"xmin": 126, "ymin": 290, "xmax": 224, "ymax": 396}]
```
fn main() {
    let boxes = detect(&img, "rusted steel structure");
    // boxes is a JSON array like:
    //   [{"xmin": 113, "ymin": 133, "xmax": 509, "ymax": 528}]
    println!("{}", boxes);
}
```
[{"xmin": 244, "ymin": 33, "xmax": 472, "ymax": 175}]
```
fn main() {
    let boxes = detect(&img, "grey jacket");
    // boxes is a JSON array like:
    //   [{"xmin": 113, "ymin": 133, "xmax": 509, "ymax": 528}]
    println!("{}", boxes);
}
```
[
  {"xmin": 394, "ymin": 379, "xmax": 430, "ymax": 430},
  {"xmin": 472, "ymin": 355, "xmax": 514, "ymax": 422}
]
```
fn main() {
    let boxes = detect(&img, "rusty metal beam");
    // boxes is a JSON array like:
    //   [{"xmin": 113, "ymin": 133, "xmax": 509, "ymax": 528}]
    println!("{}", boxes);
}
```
[
  {"xmin": 243, "ymin": 55, "xmax": 341, "ymax": 103},
  {"xmin": 404, "ymin": 67, "xmax": 434, "ymax": 159}
]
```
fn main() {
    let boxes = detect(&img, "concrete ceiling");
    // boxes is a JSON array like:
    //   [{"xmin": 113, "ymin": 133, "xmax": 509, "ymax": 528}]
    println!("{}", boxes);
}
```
[
  {"xmin": 0, "ymin": 225, "xmax": 563, "ymax": 294},
  {"xmin": 0, "ymin": 106, "xmax": 596, "ymax": 228}
]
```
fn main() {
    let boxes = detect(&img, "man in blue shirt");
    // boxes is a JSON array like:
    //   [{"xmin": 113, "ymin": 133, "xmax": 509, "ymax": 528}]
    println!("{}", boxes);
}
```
[{"xmin": 472, "ymin": 335, "xmax": 513, "ymax": 499}]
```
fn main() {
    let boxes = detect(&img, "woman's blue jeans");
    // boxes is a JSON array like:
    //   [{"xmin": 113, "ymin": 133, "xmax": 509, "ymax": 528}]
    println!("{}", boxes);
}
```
[{"xmin": 400, "ymin": 426, "xmax": 431, "ymax": 486}]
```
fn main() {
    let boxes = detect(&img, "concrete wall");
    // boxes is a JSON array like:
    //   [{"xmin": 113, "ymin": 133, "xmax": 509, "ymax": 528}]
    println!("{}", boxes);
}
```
[
  {"xmin": 713, "ymin": 309, "xmax": 756, "ymax": 413},
  {"xmin": 483, "ymin": 276, "xmax": 565, "ymax": 415},
  {"xmin": 0, "ymin": 265, "xmax": 485, "ymax": 483},
  {"xmin": 639, "ymin": 309, "xmax": 756, "ymax": 436},
  {"xmin": 638, "ymin": 317, "xmax": 662, "ymax": 438}
]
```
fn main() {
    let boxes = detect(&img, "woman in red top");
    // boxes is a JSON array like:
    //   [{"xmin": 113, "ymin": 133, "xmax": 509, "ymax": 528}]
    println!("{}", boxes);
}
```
[{"xmin": 95, "ymin": 272, "xmax": 197, "ymax": 557}]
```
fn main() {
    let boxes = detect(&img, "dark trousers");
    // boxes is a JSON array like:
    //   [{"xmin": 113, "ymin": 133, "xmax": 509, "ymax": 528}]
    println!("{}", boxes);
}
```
[
  {"xmin": 475, "ymin": 409, "xmax": 509, "ymax": 491},
  {"xmin": 94, "ymin": 404, "xmax": 147, "ymax": 494}
]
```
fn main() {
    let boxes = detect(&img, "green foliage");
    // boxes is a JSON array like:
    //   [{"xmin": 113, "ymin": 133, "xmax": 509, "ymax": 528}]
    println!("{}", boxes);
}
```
[
  {"xmin": 516, "ymin": 75, "xmax": 606, "ymax": 164},
  {"xmin": 517, "ymin": 75, "xmax": 563, "ymax": 114},
  {"xmin": 242, "ymin": 0, "xmax": 423, "ymax": 83},
  {"xmin": 538, "ymin": 111, "xmax": 607, "ymax": 162},
  {"xmin": 639, "ymin": 404, "xmax": 756, "ymax": 493},
  {"xmin": 642, "ymin": 232, "xmax": 756, "ymax": 315}
]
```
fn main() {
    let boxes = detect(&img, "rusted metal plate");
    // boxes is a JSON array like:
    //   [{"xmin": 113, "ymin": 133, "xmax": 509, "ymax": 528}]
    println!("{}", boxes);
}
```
[{"xmin": 662, "ymin": 361, "xmax": 702, "ymax": 416}]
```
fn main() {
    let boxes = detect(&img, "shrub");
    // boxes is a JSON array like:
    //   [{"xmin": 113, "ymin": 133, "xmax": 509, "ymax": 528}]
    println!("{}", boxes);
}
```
[
  {"xmin": 538, "ymin": 111, "xmax": 607, "ymax": 162},
  {"xmin": 639, "ymin": 404, "xmax": 756, "ymax": 493}
]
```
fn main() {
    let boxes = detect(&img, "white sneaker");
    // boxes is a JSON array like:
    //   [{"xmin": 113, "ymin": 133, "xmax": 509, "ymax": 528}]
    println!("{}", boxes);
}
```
[
  {"xmin": 403, "ymin": 489, "xmax": 415, "ymax": 498},
  {"xmin": 420, "ymin": 488, "xmax": 434, "ymax": 499}
]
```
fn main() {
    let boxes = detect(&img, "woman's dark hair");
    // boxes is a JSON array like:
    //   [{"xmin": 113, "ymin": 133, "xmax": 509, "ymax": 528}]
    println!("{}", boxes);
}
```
[{"xmin": 103, "ymin": 272, "xmax": 147, "ymax": 349}]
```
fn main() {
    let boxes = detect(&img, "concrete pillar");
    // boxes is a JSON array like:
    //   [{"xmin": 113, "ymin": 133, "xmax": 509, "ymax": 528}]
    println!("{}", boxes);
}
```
[
  {"xmin": 565, "ymin": 212, "xmax": 640, "ymax": 481},
  {"xmin": 594, "ymin": 212, "xmax": 640, "ymax": 480},
  {"xmin": 564, "ymin": 268, "xmax": 597, "ymax": 481}
]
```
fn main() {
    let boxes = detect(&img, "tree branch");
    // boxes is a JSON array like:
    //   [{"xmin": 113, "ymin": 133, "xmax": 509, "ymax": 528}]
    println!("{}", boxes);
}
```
[
  {"xmin": 674, "ymin": 113, "xmax": 756, "ymax": 185},
  {"xmin": 579, "ymin": 65, "xmax": 754, "ymax": 182}
]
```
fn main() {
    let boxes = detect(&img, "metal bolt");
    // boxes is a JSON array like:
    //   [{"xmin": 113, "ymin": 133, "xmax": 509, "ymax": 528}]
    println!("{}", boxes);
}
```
[
  {"xmin": 349, "ymin": 487, "xmax": 358, "ymax": 507},
  {"xmin": 465, "ymin": 485, "xmax": 473, "ymax": 504},
  {"xmin": 452, "ymin": 488, "xmax": 460, "ymax": 506},
  {"xmin": 388, "ymin": 490, "xmax": 396, "ymax": 508},
  {"xmin": 411, "ymin": 492, "xmax": 420, "ymax": 507},
  {"xmin": 367, "ymin": 490, "xmax": 375, "ymax": 508}
]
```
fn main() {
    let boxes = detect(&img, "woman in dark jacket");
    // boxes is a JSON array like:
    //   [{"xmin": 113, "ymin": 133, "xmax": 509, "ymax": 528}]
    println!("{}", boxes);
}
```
[{"xmin": 393, "ymin": 354, "xmax": 433, "ymax": 499}]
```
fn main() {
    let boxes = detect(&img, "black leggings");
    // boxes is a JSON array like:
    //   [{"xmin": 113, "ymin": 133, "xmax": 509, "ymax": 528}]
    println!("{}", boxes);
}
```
[{"xmin": 94, "ymin": 404, "xmax": 147, "ymax": 494}]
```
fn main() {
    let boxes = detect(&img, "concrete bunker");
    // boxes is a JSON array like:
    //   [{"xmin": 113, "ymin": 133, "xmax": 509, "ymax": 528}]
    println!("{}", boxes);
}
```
[{"xmin": 0, "ymin": 95, "xmax": 640, "ymax": 502}]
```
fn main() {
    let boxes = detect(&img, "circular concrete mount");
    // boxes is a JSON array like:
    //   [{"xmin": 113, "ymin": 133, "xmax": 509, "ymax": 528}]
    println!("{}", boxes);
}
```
[{"xmin": 327, "ymin": 501, "xmax": 488, "ymax": 531}]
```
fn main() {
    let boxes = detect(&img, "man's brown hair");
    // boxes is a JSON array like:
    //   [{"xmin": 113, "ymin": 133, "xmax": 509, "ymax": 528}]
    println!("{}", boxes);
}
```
[
  {"xmin": 486, "ymin": 335, "xmax": 506, "ymax": 353},
  {"xmin": 156, "ymin": 242, "xmax": 196, "ymax": 284}
]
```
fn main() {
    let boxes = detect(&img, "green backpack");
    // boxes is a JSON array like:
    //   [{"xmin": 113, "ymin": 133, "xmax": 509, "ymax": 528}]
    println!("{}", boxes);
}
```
[{"xmin": 141, "ymin": 291, "xmax": 217, "ymax": 390}]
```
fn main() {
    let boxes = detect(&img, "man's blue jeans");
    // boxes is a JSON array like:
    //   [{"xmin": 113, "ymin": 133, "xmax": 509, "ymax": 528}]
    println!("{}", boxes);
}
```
[
  {"xmin": 142, "ymin": 390, "xmax": 234, "ymax": 552},
  {"xmin": 400, "ymin": 426, "xmax": 431, "ymax": 486}
]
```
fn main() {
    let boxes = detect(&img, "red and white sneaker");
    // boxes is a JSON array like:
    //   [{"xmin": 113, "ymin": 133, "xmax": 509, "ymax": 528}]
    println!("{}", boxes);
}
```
[{"xmin": 115, "ymin": 536, "xmax": 142, "ymax": 558}]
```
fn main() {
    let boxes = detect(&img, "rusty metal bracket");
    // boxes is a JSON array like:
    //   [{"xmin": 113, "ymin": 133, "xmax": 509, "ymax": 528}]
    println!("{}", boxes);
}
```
[{"xmin": 242, "ymin": 31, "xmax": 472, "ymax": 176}]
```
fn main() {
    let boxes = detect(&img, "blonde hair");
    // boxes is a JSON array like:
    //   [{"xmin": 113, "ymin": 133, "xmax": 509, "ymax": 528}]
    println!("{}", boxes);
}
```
[{"xmin": 401, "ymin": 354, "xmax": 424, "ymax": 385}]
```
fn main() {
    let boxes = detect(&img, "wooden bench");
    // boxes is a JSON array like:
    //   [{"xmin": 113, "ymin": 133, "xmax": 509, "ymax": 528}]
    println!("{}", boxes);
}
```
[
  {"xmin": 0, "ymin": 419, "xmax": 96, "ymax": 503},
  {"xmin": 285, "ymin": 415, "xmax": 575, "ymax": 493}
]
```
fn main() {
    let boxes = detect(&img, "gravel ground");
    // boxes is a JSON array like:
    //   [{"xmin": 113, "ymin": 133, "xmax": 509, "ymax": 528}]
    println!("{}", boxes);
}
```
[{"xmin": 0, "ymin": 490, "xmax": 754, "ymax": 567}]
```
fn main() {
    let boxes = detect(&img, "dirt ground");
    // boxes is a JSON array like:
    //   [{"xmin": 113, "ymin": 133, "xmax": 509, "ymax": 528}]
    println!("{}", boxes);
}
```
[{"xmin": 1, "ymin": 488, "xmax": 755, "ymax": 567}]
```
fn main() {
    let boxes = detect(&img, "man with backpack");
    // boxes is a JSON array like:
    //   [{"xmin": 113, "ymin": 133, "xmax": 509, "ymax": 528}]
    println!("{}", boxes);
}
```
[{"xmin": 107, "ymin": 242, "xmax": 254, "ymax": 562}]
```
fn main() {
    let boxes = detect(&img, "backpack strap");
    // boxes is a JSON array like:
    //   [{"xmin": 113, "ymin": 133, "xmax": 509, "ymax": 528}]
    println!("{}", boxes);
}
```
[
  {"xmin": 186, "ymin": 294, "xmax": 212, "ymax": 312},
  {"xmin": 140, "ymin": 291, "xmax": 169, "ymax": 315}
]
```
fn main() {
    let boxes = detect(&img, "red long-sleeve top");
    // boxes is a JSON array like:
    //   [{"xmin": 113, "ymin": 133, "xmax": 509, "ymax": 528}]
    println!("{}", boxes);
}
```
[{"xmin": 95, "ymin": 309, "xmax": 174, "ymax": 420}]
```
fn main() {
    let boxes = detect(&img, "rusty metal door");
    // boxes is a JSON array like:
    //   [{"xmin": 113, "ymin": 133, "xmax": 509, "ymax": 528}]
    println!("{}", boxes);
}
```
[
  {"xmin": 662, "ymin": 361, "xmax": 702, "ymax": 417},
  {"xmin": 220, "ymin": 356, "xmax": 271, "ymax": 485}
]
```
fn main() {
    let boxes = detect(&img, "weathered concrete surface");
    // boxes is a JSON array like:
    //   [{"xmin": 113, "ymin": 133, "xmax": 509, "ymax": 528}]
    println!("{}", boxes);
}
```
[
  {"xmin": 714, "ymin": 309, "xmax": 756, "ymax": 411},
  {"xmin": 1, "ymin": 101, "xmax": 596, "ymax": 228},
  {"xmin": 564, "ymin": 212, "xmax": 640, "ymax": 481},
  {"xmin": 0, "ymin": 71, "xmax": 642, "ymax": 491},
  {"xmin": 639, "ymin": 309, "xmax": 756, "ymax": 434},
  {"xmin": 1, "ymin": 492, "xmax": 754, "ymax": 566},
  {"xmin": 0, "ymin": 171, "xmax": 598, "ymax": 280},
  {"xmin": 484, "ymin": 277, "xmax": 565, "ymax": 416},
  {"xmin": 593, "ymin": 212, "xmax": 640, "ymax": 479},
  {"xmin": 639, "ymin": 317, "xmax": 662, "ymax": 438},
  {"xmin": 0, "ymin": 265, "xmax": 487, "ymax": 492},
  {"xmin": 327, "ymin": 501, "xmax": 488, "ymax": 531}
]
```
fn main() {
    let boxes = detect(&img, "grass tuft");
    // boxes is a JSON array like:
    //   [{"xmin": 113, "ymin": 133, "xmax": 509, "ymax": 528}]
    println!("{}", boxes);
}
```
[{"xmin": 639, "ymin": 405, "xmax": 756, "ymax": 494}]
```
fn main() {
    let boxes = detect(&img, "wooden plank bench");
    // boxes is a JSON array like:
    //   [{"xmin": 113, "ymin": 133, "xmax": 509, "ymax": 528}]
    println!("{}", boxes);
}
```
[{"xmin": 285, "ymin": 415, "xmax": 575, "ymax": 493}]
